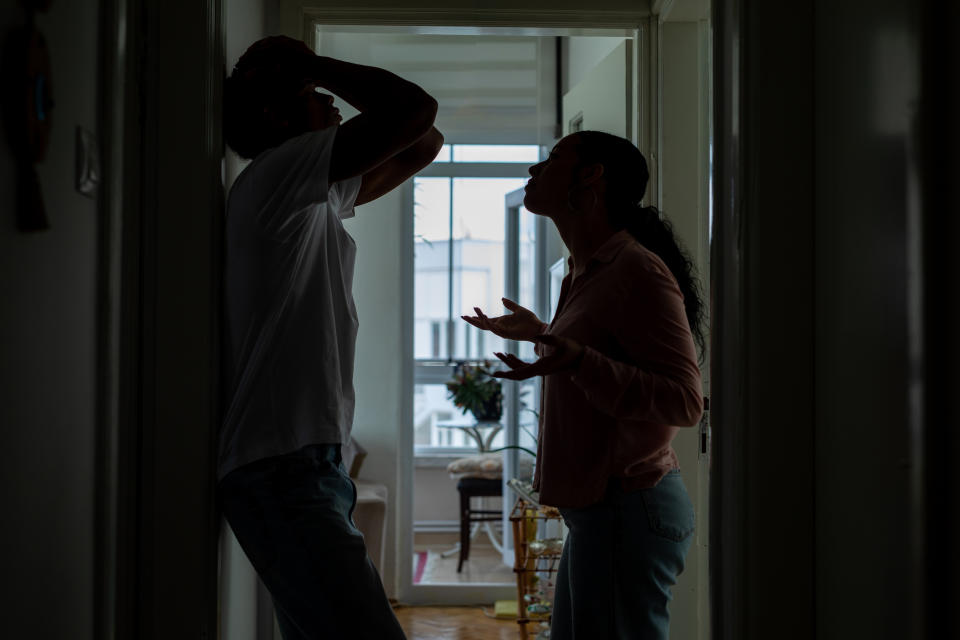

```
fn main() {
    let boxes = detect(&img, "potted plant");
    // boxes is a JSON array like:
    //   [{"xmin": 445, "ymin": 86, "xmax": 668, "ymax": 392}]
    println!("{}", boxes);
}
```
[{"xmin": 445, "ymin": 360, "xmax": 503, "ymax": 422}]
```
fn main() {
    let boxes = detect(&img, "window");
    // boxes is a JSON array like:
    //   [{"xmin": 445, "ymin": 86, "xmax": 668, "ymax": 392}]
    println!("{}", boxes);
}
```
[
  {"xmin": 515, "ymin": 205, "xmax": 542, "ymax": 457},
  {"xmin": 413, "ymin": 144, "xmax": 540, "ymax": 453}
]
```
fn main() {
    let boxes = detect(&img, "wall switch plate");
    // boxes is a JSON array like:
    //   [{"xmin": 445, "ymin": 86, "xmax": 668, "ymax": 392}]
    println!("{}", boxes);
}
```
[{"xmin": 75, "ymin": 126, "xmax": 99, "ymax": 197}]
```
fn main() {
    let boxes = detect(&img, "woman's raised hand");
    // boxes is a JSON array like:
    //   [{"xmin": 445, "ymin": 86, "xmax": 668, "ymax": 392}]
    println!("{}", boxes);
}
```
[{"xmin": 462, "ymin": 297, "xmax": 545, "ymax": 342}]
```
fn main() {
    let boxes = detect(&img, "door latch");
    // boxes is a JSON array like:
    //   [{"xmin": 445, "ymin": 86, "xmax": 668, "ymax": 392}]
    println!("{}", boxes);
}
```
[{"xmin": 698, "ymin": 396, "xmax": 710, "ymax": 459}]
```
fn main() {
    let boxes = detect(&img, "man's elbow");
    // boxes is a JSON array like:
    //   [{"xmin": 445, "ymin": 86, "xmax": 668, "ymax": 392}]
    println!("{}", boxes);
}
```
[
  {"xmin": 414, "ymin": 96, "xmax": 439, "ymax": 138},
  {"xmin": 423, "ymin": 128, "xmax": 444, "ymax": 157},
  {"xmin": 421, "ymin": 94, "xmax": 439, "ymax": 121},
  {"xmin": 399, "ymin": 89, "xmax": 438, "ymax": 137},
  {"xmin": 407, "ymin": 128, "xmax": 445, "ymax": 169}
]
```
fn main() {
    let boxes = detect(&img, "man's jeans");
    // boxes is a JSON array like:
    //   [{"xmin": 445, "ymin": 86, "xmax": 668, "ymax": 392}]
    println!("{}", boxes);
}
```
[
  {"xmin": 551, "ymin": 470, "xmax": 695, "ymax": 640},
  {"xmin": 220, "ymin": 444, "xmax": 406, "ymax": 640}
]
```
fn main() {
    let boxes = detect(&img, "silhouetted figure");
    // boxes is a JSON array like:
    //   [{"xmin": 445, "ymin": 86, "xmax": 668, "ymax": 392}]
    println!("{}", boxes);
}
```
[
  {"xmin": 219, "ymin": 36, "xmax": 442, "ymax": 640},
  {"xmin": 463, "ymin": 131, "xmax": 704, "ymax": 639}
]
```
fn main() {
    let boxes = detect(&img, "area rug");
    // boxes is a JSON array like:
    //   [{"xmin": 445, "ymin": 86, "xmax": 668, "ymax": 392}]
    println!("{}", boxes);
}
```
[
  {"xmin": 413, "ymin": 550, "xmax": 442, "ymax": 584},
  {"xmin": 413, "ymin": 551, "xmax": 428, "ymax": 584}
]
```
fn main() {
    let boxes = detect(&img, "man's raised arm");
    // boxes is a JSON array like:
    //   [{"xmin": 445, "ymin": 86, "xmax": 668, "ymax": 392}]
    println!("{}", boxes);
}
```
[{"xmin": 306, "ymin": 56, "xmax": 439, "ymax": 185}]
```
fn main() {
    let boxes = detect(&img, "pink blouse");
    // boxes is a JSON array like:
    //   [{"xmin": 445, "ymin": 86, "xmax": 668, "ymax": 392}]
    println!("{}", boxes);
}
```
[{"xmin": 533, "ymin": 230, "xmax": 703, "ymax": 508}]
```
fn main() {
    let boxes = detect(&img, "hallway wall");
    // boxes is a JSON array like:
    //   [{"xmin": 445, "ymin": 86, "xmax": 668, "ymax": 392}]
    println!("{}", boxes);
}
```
[
  {"xmin": 812, "ymin": 2, "xmax": 918, "ymax": 637},
  {"xmin": 0, "ymin": 2, "xmax": 102, "ymax": 638},
  {"xmin": 711, "ymin": 0, "xmax": 925, "ymax": 637}
]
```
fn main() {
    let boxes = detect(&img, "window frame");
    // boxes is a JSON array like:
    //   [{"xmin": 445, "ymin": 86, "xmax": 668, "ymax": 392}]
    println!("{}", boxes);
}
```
[{"xmin": 410, "ymin": 147, "xmax": 543, "ymax": 457}]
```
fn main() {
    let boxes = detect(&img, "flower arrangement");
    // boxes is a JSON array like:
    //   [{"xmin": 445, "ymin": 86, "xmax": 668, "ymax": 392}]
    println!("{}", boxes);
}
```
[{"xmin": 445, "ymin": 360, "xmax": 503, "ymax": 422}]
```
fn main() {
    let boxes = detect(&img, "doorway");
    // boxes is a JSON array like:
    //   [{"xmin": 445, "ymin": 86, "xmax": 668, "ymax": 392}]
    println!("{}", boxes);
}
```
[
  {"xmin": 300, "ymin": 14, "xmax": 712, "ymax": 626},
  {"xmin": 216, "ymin": 2, "xmax": 714, "ymax": 637},
  {"xmin": 305, "ymin": 25, "xmax": 643, "ymax": 606}
]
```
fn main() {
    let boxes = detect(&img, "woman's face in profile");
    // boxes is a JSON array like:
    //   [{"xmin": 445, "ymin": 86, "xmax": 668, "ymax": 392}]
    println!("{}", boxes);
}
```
[{"xmin": 523, "ymin": 134, "xmax": 581, "ymax": 216}]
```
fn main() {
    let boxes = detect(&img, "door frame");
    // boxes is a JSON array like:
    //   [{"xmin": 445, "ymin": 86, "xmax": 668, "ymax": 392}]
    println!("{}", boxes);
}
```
[
  {"xmin": 101, "ymin": 0, "xmax": 225, "ymax": 637},
  {"xmin": 709, "ymin": 0, "xmax": 817, "ymax": 636},
  {"xmin": 291, "ymin": 6, "xmax": 656, "ymax": 606}
]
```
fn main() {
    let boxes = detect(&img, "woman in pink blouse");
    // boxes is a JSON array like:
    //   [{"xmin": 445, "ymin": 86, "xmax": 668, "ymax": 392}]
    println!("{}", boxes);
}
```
[{"xmin": 463, "ymin": 131, "xmax": 704, "ymax": 639}]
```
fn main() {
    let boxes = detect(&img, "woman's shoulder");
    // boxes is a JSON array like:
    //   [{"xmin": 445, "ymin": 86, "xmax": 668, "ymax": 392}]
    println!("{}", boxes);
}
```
[
  {"xmin": 617, "ymin": 237, "xmax": 672, "ymax": 278},
  {"xmin": 609, "ymin": 237, "xmax": 684, "ymax": 307}
]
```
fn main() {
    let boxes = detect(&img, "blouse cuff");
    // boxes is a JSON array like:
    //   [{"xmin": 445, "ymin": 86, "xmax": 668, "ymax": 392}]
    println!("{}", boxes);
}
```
[{"xmin": 533, "ymin": 322, "xmax": 551, "ymax": 357}]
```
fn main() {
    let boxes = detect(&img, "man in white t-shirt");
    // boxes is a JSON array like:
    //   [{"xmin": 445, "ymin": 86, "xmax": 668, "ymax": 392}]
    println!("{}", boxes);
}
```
[{"xmin": 220, "ymin": 36, "xmax": 442, "ymax": 639}]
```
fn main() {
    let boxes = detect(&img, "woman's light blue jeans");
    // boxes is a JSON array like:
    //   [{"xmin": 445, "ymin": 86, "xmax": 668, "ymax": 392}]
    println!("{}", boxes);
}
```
[
  {"xmin": 219, "ymin": 444, "xmax": 406, "ymax": 640},
  {"xmin": 551, "ymin": 470, "xmax": 695, "ymax": 640}
]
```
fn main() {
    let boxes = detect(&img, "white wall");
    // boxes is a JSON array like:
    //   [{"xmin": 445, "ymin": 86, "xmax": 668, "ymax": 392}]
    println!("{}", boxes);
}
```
[
  {"xmin": 221, "ymin": 1, "xmax": 267, "ymax": 637},
  {"xmin": 414, "ymin": 468, "xmax": 461, "ymax": 522},
  {"xmin": 343, "ymin": 188, "xmax": 407, "ymax": 596},
  {"xmin": 414, "ymin": 466, "xmax": 502, "ymax": 524},
  {"xmin": 562, "ymin": 36, "xmax": 629, "ymax": 94},
  {"xmin": 562, "ymin": 40, "xmax": 631, "ymax": 137},
  {"xmin": 0, "ymin": 2, "xmax": 100, "ymax": 638}
]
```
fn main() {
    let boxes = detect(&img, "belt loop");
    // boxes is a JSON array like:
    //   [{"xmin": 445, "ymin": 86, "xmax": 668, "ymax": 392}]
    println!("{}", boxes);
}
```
[{"xmin": 333, "ymin": 443, "xmax": 342, "ymax": 466}]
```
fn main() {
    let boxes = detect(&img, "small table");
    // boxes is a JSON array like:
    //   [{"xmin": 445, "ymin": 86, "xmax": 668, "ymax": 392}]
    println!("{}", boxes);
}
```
[{"xmin": 436, "ymin": 420, "xmax": 502, "ymax": 452}]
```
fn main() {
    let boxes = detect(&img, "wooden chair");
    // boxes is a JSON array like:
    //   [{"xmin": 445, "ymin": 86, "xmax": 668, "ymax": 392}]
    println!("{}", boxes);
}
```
[{"xmin": 456, "ymin": 475, "xmax": 503, "ymax": 572}]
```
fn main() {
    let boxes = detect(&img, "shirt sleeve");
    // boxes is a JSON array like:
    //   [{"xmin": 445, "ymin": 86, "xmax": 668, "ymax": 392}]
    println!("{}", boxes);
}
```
[
  {"xmin": 330, "ymin": 174, "xmax": 363, "ymax": 220},
  {"xmin": 569, "ymin": 261, "xmax": 703, "ymax": 427},
  {"xmin": 533, "ymin": 322, "xmax": 551, "ymax": 357},
  {"xmin": 250, "ymin": 127, "xmax": 338, "ymax": 231}
]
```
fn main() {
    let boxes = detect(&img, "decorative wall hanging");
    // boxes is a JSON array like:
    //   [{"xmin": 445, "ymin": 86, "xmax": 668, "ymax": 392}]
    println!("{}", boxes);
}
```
[{"xmin": 1, "ymin": 0, "xmax": 54, "ymax": 231}]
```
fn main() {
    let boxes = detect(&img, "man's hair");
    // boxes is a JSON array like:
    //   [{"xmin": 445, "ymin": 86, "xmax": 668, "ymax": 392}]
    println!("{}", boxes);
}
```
[{"xmin": 224, "ymin": 38, "xmax": 310, "ymax": 159}]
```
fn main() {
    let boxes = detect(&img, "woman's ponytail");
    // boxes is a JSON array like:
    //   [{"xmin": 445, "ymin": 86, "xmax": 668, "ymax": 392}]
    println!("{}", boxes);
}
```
[
  {"xmin": 625, "ymin": 203, "xmax": 706, "ymax": 359},
  {"xmin": 573, "ymin": 131, "xmax": 706, "ymax": 360}
]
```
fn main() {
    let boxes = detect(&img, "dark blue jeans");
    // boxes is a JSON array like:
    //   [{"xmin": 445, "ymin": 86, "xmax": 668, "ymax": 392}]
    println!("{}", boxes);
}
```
[
  {"xmin": 219, "ymin": 444, "xmax": 406, "ymax": 640},
  {"xmin": 551, "ymin": 470, "xmax": 695, "ymax": 640}
]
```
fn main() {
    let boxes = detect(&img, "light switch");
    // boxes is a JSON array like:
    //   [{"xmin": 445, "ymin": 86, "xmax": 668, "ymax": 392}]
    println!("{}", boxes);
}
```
[{"xmin": 75, "ymin": 126, "xmax": 99, "ymax": 197}]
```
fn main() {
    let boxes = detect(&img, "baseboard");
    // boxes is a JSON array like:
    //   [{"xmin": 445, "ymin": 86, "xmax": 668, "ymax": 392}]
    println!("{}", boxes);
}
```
[
  {"xmin": 414, "ymin": 520, "xmax": 505, "ymax": 534},
  {"xmin": 414, "ymin": 520, "xmax": 460, "ymax": 533}
]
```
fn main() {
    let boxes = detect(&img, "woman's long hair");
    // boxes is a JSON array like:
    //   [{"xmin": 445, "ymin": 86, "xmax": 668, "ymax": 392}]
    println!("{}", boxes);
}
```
[{"xmin": 573, "ymin": 130, "xmax": 706, "ymax": 360}]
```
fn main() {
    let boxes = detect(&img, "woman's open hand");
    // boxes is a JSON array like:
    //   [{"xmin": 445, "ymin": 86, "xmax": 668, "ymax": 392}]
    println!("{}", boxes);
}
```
[
  {"xmin": 461, "ymin": 297, "xmax": 544, "ymax": 342},
  {"xmin": 491, "ymin": 334, "xmax": 585, "ymax": 380}
]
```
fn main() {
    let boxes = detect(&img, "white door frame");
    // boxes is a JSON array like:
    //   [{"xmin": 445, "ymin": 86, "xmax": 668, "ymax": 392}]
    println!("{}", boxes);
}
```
[{"xmin": 287, "ymin": 3, "xmax": 659, "ymax": 606}]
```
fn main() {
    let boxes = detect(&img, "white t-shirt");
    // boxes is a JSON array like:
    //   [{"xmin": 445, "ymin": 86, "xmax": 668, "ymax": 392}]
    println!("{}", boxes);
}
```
[{"xmin": 219, "ymin": 126, "xmax": 363, "ymax": 480}]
